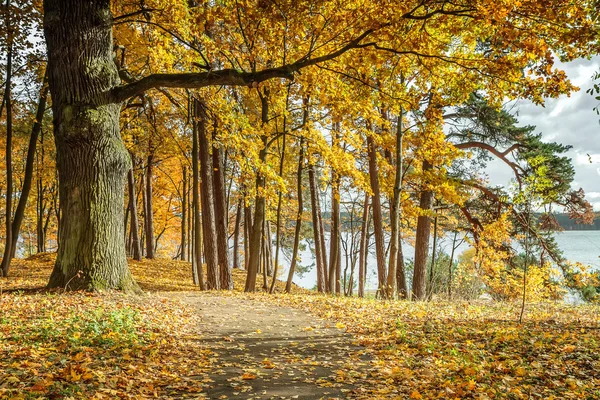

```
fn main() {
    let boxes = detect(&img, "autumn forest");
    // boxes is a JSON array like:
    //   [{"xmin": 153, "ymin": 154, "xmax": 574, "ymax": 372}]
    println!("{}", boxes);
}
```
[{"xmin": 1, "ymin": 0, "xmax": 600, "ymax": 399}]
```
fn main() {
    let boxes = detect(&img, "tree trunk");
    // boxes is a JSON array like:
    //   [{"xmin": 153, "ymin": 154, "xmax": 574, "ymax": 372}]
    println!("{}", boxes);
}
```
[
  {"xmin": 308, "ymin": 163, "xmax": 326, "ymax": 292},
  {"xmin": 427, "ymin": 214, "xmax": 438, "ymax": 300},
  {"xmin": 191, "ymin": 98, "xmax": 204, "ymax": 288},
  {"xmin": 213, "ymin": 140, "xmax": 232, "ymax": 289},
  {"xmin": 9, "ymin": 73, "xmax": 49, "ymax": 259},
  {"xmin": 366, "ymin": 133, "xmax": 387, "ymax": 296},
  {"xmin": 329, "ymin": 168, "xmax": 341, "ymax": 294},
  {"xmin": 396, "ymin": 232, "xmax": 407, "ymax": 298},
  {"xmin": 127, "ymin": 165, "xmax": 142, "ymax": 261},
  {"xmin": 270, "ymin": 123, "xmax": 287, "ymax": 294},
  {"xmin": 181, "ymin": 165, "xmax": 187, "ymax": 261},
  {"xmin": 196, "ymin": 99, "xmax": 219, "ymax": 289},
  {"xmin": 412, "ymin": 161, "xmax": 433, "ymax": 300},
  {"xmin": 387, "ymin": 112, "xmax": 404, "ymax": 299},
  {"xmin": 144, "ymin": 153, "xmax": 155, "ymax": 258},
  {"xmin": 285, "ymin": 138, "xmax": 304, "ymax": 293},
  {"xmin": 358, "ymin": 194, "xmax": 371, "ymax": 298},
  {"xmin": 448, "ymin": 231, "xmax": 458, "ymax": 299},
  {"xmin": 233, "ymin": 197, "xmax": 242, "ymax": 269},
  {"xmin": 244, "ymin": 197, "xmax": 252, "ymax": 270},
  {"xmin": 245, "ymin": 91, "xmax": 269, "ymax": 292},
  {"xmin": 42, "ymin": 0, "xmax": 136, "ymax": 290},
  {"xmin": 1, "ymin": 1, "xmax": 13, "ymax": 276}
]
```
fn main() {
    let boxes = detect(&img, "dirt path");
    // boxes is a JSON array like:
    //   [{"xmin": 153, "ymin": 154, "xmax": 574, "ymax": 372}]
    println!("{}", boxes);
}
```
[{"xmin": 166, "ymin": 292, "xmax": 372, "ymax": 399}]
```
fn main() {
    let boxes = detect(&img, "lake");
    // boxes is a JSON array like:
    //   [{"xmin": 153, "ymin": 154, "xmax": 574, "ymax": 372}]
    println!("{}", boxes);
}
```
[{"xmin": 284, "ymin": 230, "xmax": 600, "ymax": 290}]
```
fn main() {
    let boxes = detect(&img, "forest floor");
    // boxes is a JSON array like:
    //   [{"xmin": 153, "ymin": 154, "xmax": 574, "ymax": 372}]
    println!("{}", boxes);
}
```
[{"xmin": 1, "ymin": 254, "xmax": 599, "ymax": 399}]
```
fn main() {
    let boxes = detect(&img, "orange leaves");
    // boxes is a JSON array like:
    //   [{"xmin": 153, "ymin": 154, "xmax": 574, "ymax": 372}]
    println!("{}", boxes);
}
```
[{"xmin": 241, "ymin": 372, "xmax": 257, "ymax": 380}]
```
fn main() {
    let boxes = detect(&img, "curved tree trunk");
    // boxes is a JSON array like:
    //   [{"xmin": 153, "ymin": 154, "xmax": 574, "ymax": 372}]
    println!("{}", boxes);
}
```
[{"xmin": 44, "ymin": 0, "xmax": 137, "ymax": 290}]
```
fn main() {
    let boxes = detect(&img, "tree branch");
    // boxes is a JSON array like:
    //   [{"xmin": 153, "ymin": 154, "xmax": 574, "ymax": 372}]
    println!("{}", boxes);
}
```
[{"xmin": 110, "ymin": 29, "xmax": 376, "ymax": 103}]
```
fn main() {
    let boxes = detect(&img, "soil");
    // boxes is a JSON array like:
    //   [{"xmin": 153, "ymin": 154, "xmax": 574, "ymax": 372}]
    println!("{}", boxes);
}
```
[{"xmin": 166, "ymin": 292, "xmax": 372, "ymax": 400}]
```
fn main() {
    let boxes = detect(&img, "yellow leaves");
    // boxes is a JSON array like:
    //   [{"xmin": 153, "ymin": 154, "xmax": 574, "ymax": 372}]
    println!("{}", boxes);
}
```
[
  {"xmin": 410, "ymin": 390, "xmax": 423, "ymax": 399},
  {"xmin": 261, "ymin": 359, "xmax": 275, "ymax": 369}
]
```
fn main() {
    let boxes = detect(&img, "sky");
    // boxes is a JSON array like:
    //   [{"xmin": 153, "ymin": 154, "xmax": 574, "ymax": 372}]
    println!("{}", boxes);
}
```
[{"xmin": 487, "ymin": 56, "xmax": 600, "ymax": 209}]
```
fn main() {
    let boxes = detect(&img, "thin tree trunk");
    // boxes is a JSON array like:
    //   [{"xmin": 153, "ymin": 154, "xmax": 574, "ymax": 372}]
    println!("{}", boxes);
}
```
[
  {"xmin": 244, "ymin": 198, "xmax": 251, "ymax": 270},
  {"xmin": 9, "ymin": 73, "xmax": 49, "ymax": 259},
  {"xmin": 397, "ymin": 232, "xmax": 407, "ymax": 298},
  {"xmin": 285, "ymin": 138, "xmax": 304, "ymax": 293},
  {"xmin": 213, "ymin": 140, "xmax": 231, "ymax": 289},
  {"xmin": 181, "ymin": 165, "xmax": 187, "ymax": 261},
  {"xmin": 187, "ymin": 169, "xmax": 192, "ymax": 262},
  {"xmin": 196, "ymin": 98, "xmax": 219, "ymax": 289},
  {"xmin": 128, "ymin": 165, "xmax": 142, "ymax": 261},
  {"xmin": 366, "ymin": 133, "xmax": 387, "ymax": 296},
  {"xmin": 358, "ymin": 194, "xmax": 371, "ymax": 298},
  {"xmin": 270, "ymin": 120, "xmax": 287, "ymax": 293},
  {"xmin": 145, "ymin": 153, "xmax": 155, "ymax": 258},
  {"xmin": 233, "ymin": 197, "xmax": 242, "ymax": 269},
  {"xmin": 1, "ymin": 1, "xmax": 14, "ymax": 276},
  {"xmin": 387, "ymin": 112, "xmax": 404, "ymax": 299},
  {"xmin": 192, "ymin": 99, "xmax": 204, "ymax": 289},
  {"xmin": 308, "ymin": 164, "xmax": 326, "ymax": 292},
  {"xmin": 412, "ymin": 161, "xmax": 434, "ymax": 300},
  {"xmin": 448, "ymin": 231, "xmax": 458, "ymax": 299},
  {"xmin": 427, "ymin": 214, "xmax": 438, "ymax": 300},
  {"xmin": 329, "ymin": 167, "xmax": 341, "ymax": 294},
  {"xmin": 245, "ymin": 90, "xmax": 269, "ymax": 292}
]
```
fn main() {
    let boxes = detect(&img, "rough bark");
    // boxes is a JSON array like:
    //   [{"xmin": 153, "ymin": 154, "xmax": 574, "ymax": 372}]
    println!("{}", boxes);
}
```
[
  {"xmin": 285, "ymin": 139, "xmax": 304, "ymax": 293},
  {"xmin": 44, "ymin": 0, "xmax": 138, "ymax": 290},
  {"xmin": 213, "ymin": 141, "xmax": 232, "ymax": 289},
  {"xmin": 366, "ymin": 133, "xmax": 387, "ymax": 295},
  {"xmin": 412, "ymin": 160, "xmax": 434, "ymax": 300},
  {"xmin": 40, "ymin": 0, "xmax": 377, "ymax": 291}
]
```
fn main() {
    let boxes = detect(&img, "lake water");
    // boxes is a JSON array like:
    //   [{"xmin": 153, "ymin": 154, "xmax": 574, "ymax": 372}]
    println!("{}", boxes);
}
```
[{"xmin": 283, "ymin": 230, "xmax": 600, "ymax": 290}]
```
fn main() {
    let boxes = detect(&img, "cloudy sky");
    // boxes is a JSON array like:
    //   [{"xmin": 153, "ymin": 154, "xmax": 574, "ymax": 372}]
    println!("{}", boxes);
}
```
[{"xmin": 487, "ymin": 56, "xmax": 600, "ymax": 209}]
